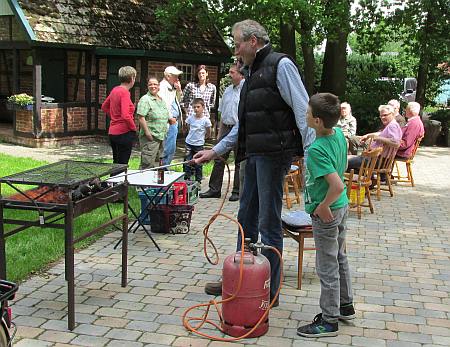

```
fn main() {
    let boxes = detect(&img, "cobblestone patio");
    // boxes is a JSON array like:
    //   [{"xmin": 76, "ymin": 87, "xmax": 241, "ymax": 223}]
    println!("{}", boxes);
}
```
[{"xmin": 5, "ymin": 146, "xmax": 450, "ymax": 347}]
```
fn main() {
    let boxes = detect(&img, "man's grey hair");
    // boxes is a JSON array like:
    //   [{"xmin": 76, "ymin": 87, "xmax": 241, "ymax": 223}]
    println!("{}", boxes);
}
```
[
  {"xmin": 407, "ymin": 101, "xmax": 421, "ymax": 115},
  {"xmin": 232, "ymin": 19, "xmax": 270, "ymax": 44},
  {"xmin": 388, "ymin": 99, "xmax": 400, "ymax": 110}
]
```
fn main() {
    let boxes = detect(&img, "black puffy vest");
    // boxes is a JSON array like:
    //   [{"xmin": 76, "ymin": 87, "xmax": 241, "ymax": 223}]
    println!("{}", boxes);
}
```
[{"xmin": 237, "ymin": 45, "xmax": 303, "ymax": 162}]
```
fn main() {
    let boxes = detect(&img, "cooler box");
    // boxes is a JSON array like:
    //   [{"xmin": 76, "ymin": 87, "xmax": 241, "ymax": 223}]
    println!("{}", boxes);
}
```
[
  {"xmin": 138, "ymin": 187, "xmax": 174, "ymax": 225},
  {"xmin": 149, "ymin": 204, "xmax": 194, "ymax": 234}
]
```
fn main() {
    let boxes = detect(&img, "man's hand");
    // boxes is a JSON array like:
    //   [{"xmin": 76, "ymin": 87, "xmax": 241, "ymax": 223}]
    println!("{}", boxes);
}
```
[
  {"xmin": 168, "ymin": 117, "xmax": 177, "ymax": 125},
  {"xmin": 193, "ymin": 149, "xmax": 217, "ymax": 164},
  {"xmin": 174, "ymin": 80, "xmax": 182, "ymax": 92},
  {"xmin": 145, "ymin": 133, "xmax": 153, "ymax": 141},
  {"xmin": 313, "ymin": 203, "xmax": 334, "ymax": 223}
]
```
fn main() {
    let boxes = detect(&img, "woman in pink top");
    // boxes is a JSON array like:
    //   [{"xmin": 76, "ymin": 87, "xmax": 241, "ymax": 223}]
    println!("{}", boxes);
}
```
[
  {"xmin": 101, "ymin": 66, "xmax": 137, "ymax": 165},
  {"xmin": 348, "ymin": 104, "xmax": 402, "ymax": 170}
]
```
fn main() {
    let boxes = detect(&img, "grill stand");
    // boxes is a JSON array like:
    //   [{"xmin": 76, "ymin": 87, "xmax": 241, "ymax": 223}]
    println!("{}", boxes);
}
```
[{"xmin": 0, "ymin": 183, "xmax": 128, "ymax": 331}]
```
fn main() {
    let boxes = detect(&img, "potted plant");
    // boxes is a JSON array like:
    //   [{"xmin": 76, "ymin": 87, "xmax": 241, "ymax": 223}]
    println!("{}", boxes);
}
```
[{"xmin": 7, "ymin": 93, "xmax": 34, "ymax": 110}]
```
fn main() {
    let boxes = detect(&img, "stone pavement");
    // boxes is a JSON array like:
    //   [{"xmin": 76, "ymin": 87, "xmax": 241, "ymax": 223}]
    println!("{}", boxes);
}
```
[{"xmin": 5, "ymin": 146, "xmax": 450, "ymax": 347}]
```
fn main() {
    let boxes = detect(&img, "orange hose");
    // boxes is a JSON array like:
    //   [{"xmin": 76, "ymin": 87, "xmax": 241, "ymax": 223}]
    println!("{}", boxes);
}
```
[{"xmin": 181, "ymin": 159, "xmax": 284, "ymax": 341}]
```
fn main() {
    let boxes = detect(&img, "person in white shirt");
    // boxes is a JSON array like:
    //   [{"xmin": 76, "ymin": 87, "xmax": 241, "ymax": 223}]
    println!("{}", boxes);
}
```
[
  {"xmin": 159, "ymin": 66, "xmax": 183, "ymax": 165},
  {"xmin": 183, "ymin": 98, "xmax": 212, "ymax": 182},
  {"xmin": 200, "ymin": 64, "xmax": 244, "ymax": 201}
]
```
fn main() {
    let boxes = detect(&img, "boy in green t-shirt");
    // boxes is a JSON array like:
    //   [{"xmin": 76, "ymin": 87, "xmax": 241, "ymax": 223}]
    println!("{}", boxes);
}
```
[{"xmin": 297, "ymin": 93, "xmax": 354, "ymax": 338}]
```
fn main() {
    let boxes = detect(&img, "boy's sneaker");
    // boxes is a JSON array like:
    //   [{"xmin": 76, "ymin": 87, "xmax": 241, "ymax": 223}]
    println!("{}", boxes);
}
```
[
  {"xmin": 297, "ymin": 313, "xmax": 338, "ymax": 338},
  {"xmin": 340, "ymin": 303, "xmax": 356, "ymax": 320}
]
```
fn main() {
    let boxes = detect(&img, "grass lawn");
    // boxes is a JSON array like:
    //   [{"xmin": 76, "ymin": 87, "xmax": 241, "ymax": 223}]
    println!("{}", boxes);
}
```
[
  {"xmin": 0, "ymin": 154, "xmax": 137, "ymax": 283},
  {"xmin": 1, "ymin": 153, "xmax": 215, "ymax": 283}
]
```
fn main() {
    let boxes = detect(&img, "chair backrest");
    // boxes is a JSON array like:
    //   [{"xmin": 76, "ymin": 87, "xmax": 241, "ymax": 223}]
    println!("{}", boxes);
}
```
[
  {"xmin": 375, "ymin": 143, "xmax": 398, "ymax": 173},
  {"xmin": 357, "ymin": 147, "xmax": 383, "ymax": 185},
  {"xmin": 408, "ymin": 136, "xmax": 424, "ymax": 160}
]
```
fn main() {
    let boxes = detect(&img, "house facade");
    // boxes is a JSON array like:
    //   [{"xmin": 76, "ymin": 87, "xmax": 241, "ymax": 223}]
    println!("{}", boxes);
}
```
[{"xmin": 0, "ymin": 0, "xmax": 231, "ymax": 147}]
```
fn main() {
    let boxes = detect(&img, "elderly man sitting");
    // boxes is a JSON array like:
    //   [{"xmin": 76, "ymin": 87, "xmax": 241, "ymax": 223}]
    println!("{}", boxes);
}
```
[
  {"xmin": 348, "ymin": 104, "xmax": 402, "ymax": 171},
  {"xmin": 336, "ymin": 102, "xmax": 358, "ymax": 154},
  {"xmin": 396, "ymin": 101, "xmax": 425, "ymax": 158}
]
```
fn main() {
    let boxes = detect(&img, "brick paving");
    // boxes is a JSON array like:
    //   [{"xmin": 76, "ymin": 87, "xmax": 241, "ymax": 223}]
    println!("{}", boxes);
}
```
[{"xmin": 4, "ymin": 145, "xmax": 450, "ymax": 346}]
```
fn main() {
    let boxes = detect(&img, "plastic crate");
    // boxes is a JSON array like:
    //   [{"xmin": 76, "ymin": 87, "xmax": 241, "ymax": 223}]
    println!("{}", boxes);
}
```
[
  {"xmin": 171, "ymin": 182, "xmax": 188, "ymax": 205},
  {"xmin": 185, "ymin": 180, "xmax": 200, "ymax": 205},
  {"xmin": 149, "ymin": 204, "xmax": 194, "ymax": 234},
  {"xmin": 138, "ymin": 188, "xmax": 173, "ymax": 225},
  {"xmin": 349, "ymin": 184, "xmax": 365, "ymax": 204}
]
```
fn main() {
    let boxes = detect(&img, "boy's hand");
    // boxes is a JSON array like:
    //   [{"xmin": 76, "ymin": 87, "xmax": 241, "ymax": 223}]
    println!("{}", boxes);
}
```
[{"xmin": 313, "ymin": 203, "xmax": 335, "ymax": 223}]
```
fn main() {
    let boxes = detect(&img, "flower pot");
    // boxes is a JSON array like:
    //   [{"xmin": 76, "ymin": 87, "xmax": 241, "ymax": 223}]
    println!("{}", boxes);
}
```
[{"xmin": 6, "ymin": 102, "xmax": 33, "ymax": 111}]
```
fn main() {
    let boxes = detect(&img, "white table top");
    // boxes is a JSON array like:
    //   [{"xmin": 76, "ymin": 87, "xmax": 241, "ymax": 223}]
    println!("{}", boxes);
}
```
[{"xmin": 106, "ymin": 170, "xmax": 184, "ymax": 187}]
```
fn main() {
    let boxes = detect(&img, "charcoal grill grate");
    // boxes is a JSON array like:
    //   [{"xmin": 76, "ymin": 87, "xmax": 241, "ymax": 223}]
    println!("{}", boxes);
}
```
[{"xmin": 0, "ymin": 160, "xmax": 127, "ymax": 188}]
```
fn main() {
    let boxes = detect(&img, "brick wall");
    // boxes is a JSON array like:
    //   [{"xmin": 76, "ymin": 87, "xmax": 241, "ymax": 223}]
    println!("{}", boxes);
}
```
[
  {"xmin": 15, "ymin": 109, "xmax": 33, "ymax": 133},
  {"xmin": 98, "ymin": 109, "xmax": 106, "ymax": 130},
  {"xmin": 0, "ymin": 17, "xmax": 27, "ymax": 41},
  {"xmin": 67, "ymin": 107, "xmax": 88, "ymax": 132},
  {"xmin": 0, "ymin": 17, "xmax": 9, "ymax": 41},
  {"xmin": 0, "ymin": 49, "xmax": 12, "ymax": 95},
  {"xmin": 41, "ymin": 108, "xmax": 63, "ymax": 133},
  {"xmin": 99, "ymin": 59, "xmax": 107, "ymax": 79},
  {"xmin": 11, "ymin": 18, "xmax": 27, "ymax": 41},
  {"xmin": 98, "ymin": 84, "xmax": 107, "ymax": 104},
  {"xmin": 148, "ymin": 61, "xmax": 168, "ymax": 82}
]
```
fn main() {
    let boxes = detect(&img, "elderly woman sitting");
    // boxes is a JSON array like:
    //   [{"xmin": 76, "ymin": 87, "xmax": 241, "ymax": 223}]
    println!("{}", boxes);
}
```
[{"xmin": 348, "ymin": 104, "xmax": 402, "ymax": 171}]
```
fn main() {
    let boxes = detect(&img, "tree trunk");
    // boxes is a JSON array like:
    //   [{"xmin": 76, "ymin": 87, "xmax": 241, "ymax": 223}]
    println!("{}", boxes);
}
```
[
  {"xmin": 280, "ymin": 19, "xmax": 296, "ymax": 60},
  {"xmin": 319, "ymin": 0, "xmax": 350, "ymax": 98},
  {"xmin": 415, "ymin": 9, "xmax": 434, "ymax": 107},
  {"xmin": 320, "ymin": 31, "xmax": 349, "ymax": 97},
  {"xmin": 299, "ymin": 20, "xmax": 315, "ymax": 96}
]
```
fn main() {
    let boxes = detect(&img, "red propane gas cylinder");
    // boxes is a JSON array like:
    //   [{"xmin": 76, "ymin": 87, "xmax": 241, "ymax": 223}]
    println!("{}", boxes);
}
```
[{"xmin": 221, "ymin": 250, "xmax": 271, "ymax": 337}]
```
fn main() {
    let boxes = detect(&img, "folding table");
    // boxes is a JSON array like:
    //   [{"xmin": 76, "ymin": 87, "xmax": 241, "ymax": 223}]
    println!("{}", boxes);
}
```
[{"xmin": 108, "ymin": 170, "xmax": 184, "ymax": 250}]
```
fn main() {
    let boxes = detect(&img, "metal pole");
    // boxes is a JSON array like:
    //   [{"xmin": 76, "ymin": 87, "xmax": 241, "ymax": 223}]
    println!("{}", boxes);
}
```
[
  {"xmin": 65, "ymin": 200, "xmax": 75, "ymax": 330},
  {"xmin": 121, "ymin": 182, "xmax": 128, "ymax": 288},
  {"xmin": 0, "ymin": 202, "xmax": 6, "ymax": 279}
]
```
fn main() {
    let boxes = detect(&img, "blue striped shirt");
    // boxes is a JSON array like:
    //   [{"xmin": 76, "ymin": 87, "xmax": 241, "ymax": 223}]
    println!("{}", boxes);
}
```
[{"xmin": 213, "ymin": 56, "xmax": 315, "ymax": 160}]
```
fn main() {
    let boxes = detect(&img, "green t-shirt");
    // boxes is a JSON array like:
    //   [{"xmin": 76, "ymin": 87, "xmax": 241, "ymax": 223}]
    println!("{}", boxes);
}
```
[
  {"xmin": 137, "ymin": 93, "xmax": 169, "ymax": 141},
  {"xmin": 304, "ymin": 127, "xmax": 349, "ymax": 214}
]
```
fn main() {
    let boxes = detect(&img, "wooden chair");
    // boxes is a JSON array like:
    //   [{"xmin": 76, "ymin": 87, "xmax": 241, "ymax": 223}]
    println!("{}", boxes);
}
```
[
  {"xmin": 282, "ymin": 222, "xmax": 315, "ymax": 289},
  {"xmin": 392, "ymin": 136, "xmax": 423, "ymax": 187},
  {"xmin": 344, "ymin": 147, "xmax": 382, "ymax": 219},
  {"xmin": 283, "ymin": 164, "xmax": 301, "ymax": 209},
  {"xmin": 371, "ymin": 143, "xmax": 398, "ymax": 200}
]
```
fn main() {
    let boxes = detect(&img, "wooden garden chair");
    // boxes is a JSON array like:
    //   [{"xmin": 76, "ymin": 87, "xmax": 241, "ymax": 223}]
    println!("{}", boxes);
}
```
[
  {"xmin": 392, "ymin": 136, "xmax": 423, "ymax": 187},
  {"xmin": 371, "ymin": 143, "xmax": 399, "ymax": 200},
  {"xmin": 344, "ymin": 147, "xmax": 382, "ymax": 219},
  {"xmin": 283, "ymin": 162, "xmax": 302, "ymax": 209}
]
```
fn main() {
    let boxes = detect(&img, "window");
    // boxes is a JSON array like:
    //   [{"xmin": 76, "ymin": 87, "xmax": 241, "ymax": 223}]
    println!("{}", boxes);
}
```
[{"xmin": 176, "ymin": 64, "xmax": 193, "ymax": 83}]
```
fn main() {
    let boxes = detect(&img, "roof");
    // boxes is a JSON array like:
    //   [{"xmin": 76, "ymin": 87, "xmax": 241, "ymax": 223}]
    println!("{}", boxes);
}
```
[{"xmin": 9, "ymin": 0, "xmax": 231, "ymax": 58}]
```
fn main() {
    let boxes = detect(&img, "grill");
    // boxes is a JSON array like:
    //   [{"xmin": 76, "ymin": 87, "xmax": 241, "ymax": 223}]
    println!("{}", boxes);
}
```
[{"xmin": 0, "ymin": 160, "xmax": 129, "ymax": 330}]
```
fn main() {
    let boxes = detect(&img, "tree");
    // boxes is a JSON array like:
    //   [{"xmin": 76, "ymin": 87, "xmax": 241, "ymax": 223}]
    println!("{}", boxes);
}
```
[
  {"xmin": 397, "ymin": 0, "xmax": 450, "ymax": 107},
  {"xmin": 353, "ymin": 0, "xmax": 450, "ymax": 107},
  {"xmin": 319, "ymin": 0, "xmax": 351, "ymax": 97}
]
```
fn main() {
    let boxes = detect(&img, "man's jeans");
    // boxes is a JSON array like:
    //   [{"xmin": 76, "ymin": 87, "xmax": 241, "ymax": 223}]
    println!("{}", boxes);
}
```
[
  {"xmin": 236, "ymin": 154, "xmax": 292, "ymax": 300},
  {"xmin": 311, "ymin": 205, "xmax": 353, "ymax": 323},
  {"xmin": 162, "ymin": 123, "xmax": 178, "ymax": 166}
]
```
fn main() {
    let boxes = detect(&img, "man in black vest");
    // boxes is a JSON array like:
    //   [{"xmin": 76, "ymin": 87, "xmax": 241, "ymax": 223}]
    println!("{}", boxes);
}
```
[{"xmin": 194, "ymin": 19, "xmax": 315, "ymax": 305}]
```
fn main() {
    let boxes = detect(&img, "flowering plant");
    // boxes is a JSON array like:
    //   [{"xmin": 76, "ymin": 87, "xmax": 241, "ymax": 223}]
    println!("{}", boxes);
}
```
[{"xmin": 7, "ymin": 93, "xmax": 34, "ymax": 106}]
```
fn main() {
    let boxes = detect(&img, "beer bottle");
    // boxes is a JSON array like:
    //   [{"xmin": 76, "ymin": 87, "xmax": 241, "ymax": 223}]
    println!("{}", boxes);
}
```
[{"xmin": 157, "ymin": 157, "xmax": 164, "ymax": 184}]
